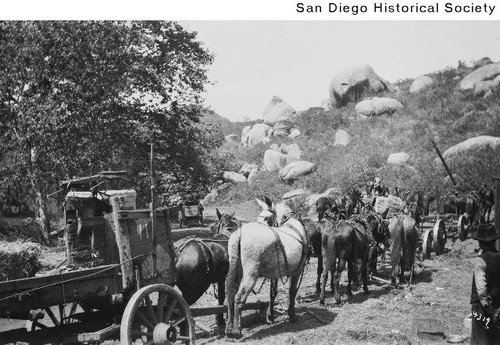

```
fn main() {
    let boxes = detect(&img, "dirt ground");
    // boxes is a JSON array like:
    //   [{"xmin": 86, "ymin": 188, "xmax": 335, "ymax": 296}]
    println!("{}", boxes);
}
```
[{"xmin": 0, "ymin": 205, "xmax": 479, "ymax": 344}]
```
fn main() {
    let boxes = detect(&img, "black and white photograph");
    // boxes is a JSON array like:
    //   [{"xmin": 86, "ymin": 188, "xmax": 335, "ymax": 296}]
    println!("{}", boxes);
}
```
[{"xmin": 1, "ymin": 14, "xmax": 500, "ymax": 345}]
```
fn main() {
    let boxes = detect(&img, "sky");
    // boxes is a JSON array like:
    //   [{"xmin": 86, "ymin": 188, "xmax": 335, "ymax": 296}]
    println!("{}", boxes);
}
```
[{"xmin": 179, "ymin": 21, "xmax": 500, "ymax": 122}]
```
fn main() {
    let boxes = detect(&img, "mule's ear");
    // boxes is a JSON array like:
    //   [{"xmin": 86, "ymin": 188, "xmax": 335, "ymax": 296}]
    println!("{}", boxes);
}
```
[
  {"xmin": 264, "ymin": 196, "xmax": 273, "ymax": 209},
  {"xmin": 216, "ymin": 208, "xmax": 222, "ymax": 220},
  {"xmin": 255, "ymin": 198, "xmax": 269, "ymax": 210}
]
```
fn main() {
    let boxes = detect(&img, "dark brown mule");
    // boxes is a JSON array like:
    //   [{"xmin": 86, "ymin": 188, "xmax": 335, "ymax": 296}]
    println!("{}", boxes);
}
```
[
  {"xmin": 174, "ymin": 209, "xmax": 240, "ymax": 327},
  {"xmin": 357, "ymin": 210, "xmax": 390, "ymax": 276},
  {"xmin": 465, "ymin": 192, "xmax": 481, "ymax": 228},
  {"xmin": 407, "ymin": 190, "xmax": 436, "ymax": 217},
  {"xmin": 319, "ymin": 218, "xmax": 371, "ymax": 305},
  {"xmin": 443, "ymin": 193, "xmax": 466, "ymax": 216},
  {"xmin": 387, "ymin": 215, "xmax": 418, "ymax": 286}
]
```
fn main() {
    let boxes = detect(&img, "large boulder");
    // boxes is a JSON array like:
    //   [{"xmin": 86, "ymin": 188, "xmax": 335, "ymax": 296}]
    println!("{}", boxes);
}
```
[
  {"xmin": 410, "ymin": 76, "xmax": 433, "ymax": 93},
  {"xmin": 263, "ymin": 149, "xmax": 287, "ymax": 172},
  {"xmin": 239, "ymin": 162, "xmax": 258, "ymax": 177},
  {"xmin": 288, "ymin": 128, "xmax": 301, "ymax": 139},
  {"xmin": 223, "ymin": 171, "xmax": 247, "ymax": 184},
  {"xmin": 355, "ymin": 97, "xmax": 403, "ymax": 117},
  {"xmin": 474, "ymin": 75, "xmax": 500, "ymax": 97},
  {"xmin": 473, "ymin": 57, "xmax": 493, "ymax": 69},
  {"xmin": 387, "ymin": 152, "xmax": 410, "ymax": 166},
  {"xmin": 247, "ymin": 166, "xmax": 261, "ymax": 185},
  {"xmin": 241, "ymin": 123, "xmax": 272, "ymax": 148},
  {"xmin": 329, "ymin": 64, "xmax": 394, "ymax": 107},
  {"xmin": 270, "ymin": 121, "xmax": 293, "ymax": 137},
  {"xmin": 441, "ymin": 136, "xmax": 500, "ymax": 160},
  {"xmin": 459, "ymin": 63, "xmax": 500, "ymax": 90},
  {"xmin": 320, "ymin": 98, "xmax": 335, "ymax": 110},
  {"xmin": 279, "ymin": 161, "xmax": 317, "ymax": 181},
  {"xmin": 262, "ymin": 96, "xmax": 298, "ymax": 125},
  {"xmin": 333, "ymin": 129, "xmax": 351, "ymax": 147},
  {"xmin": 280, "ymin": 143, "xmax": 302, "ymax": 164}
]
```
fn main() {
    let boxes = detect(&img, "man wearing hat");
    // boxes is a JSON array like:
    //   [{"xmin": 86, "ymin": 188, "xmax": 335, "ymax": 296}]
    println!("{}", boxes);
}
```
[{"xmin": 470, "ymin": 224, "xmax": 500, "ymax": 344}]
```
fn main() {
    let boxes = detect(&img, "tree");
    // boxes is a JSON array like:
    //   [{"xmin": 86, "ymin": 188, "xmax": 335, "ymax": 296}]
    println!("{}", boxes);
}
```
[{"xmin": 0, "ymin": 21, "xmax": 217, "ymax": 242}]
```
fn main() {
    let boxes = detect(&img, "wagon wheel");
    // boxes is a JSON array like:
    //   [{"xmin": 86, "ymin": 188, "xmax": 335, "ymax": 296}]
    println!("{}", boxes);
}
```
[
  {"xmin": 432, "ymin": 219, "xmax": 447, "ymax": 255},
  {"xmin": 422, "ymin": 229, "xmax": 434, "ymax": 260},
  {"xmin": 458, "ymin": 215, "xmax": 467, "ymax": 241},
  {"xmin": 120, "ymin": 284, "xmax": 195, "ymax": 345},
  {"xmin": 26, "ymin": 302, "xmax": 83, "ymax": 331}
]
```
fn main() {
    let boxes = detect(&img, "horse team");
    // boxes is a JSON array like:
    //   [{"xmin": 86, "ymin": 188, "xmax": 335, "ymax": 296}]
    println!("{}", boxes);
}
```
[{"xmin": 173, "ymin": 183, "xmax": 495, "ymax": 338}]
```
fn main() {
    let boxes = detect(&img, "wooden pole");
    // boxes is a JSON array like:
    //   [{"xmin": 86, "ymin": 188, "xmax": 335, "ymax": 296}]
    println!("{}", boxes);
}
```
[
  {"xmin": 494, "ymin": 177, "xmax": 500, "ymax": 251},
  {"xmin": 431, "ymin": 139, "xmax": 457, "ymax": 186},
  {"xmin": 150, "ymin": 140, "xmax": 158, "ymax": 276}
]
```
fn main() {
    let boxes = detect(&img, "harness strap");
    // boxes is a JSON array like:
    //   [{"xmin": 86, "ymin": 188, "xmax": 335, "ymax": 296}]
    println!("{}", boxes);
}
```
[{"xmin": 269, "ymin": 226, "xmax": 290, "ymax": 275}]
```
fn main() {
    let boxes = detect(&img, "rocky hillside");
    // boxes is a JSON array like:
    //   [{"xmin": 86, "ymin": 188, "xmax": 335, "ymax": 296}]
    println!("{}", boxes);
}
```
[{"xmin": 203, "ymin": 59, "xmax": 500, "ymax": 207}]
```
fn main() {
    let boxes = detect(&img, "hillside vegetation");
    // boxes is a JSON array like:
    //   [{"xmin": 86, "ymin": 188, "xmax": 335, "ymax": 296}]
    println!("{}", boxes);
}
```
[{"xmin": 211, "ymin": 63, "xmax": 500, "ymax": 205}]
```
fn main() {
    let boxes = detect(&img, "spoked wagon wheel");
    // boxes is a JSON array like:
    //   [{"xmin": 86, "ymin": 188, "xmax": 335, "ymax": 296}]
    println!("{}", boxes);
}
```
[
  {"xmin": 458, "ymin": 215, "xmax": 467, "ymax": 241},
  {"xmin": 27, "ymin": 302, "xmax": 83, "ymax": 331},
  {"xmin": 422, "ymin": 229, "xmax": 434, "ymax": 260},
  {"xmin": 432, "ymin": 219, "xmax": 447, "ymax": 255},
  {"xmin": 121, "ymin": 284, "xmax": 195, "ymax": 345}
]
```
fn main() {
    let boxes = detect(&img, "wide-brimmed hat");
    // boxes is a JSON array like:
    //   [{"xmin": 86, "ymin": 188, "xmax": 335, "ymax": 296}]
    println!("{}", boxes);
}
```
[{"xmin": 471, "ymin": 224, "xmax": 500, "ymax": 242}]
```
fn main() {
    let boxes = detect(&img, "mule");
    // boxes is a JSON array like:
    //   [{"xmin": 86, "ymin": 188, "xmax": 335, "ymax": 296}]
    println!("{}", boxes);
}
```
[
  {"xmin": 357, "ymin": 210, "xmax": 390, "ymax": 276},
  {"xmin": 345, "ymin": 188, "xmax": 364, "ymax": 218},
  {"xmin": 408, "ymin": 190, "xmax": 436, "ymax": 217},
  {"xmin": 319, "ymin": 217, "xmax": 371, "ymax": 306},
  {"xmin": 478, "ymin": 184, "xmax": 495, "ymax": 223},
  {"xmin": 174, "ymin": 209, "xmax": 240, "ymax": 327},
  {"xmin": 443, "ymin": 193, "xmax": 466, "ymax": 216},
  {"xmin": 225, "ymin": 198, "xmax": 309, "ymax": 338},
  {"xmin": 387, "ymin": 215, "xmax": 418, "ymax": 285},
  {"xmin": 465, "ymin": 192, "xmax": 480, "ymax": 228}
]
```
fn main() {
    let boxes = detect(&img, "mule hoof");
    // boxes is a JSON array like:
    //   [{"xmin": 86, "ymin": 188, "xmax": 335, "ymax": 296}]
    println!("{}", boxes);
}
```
[
  {"xmin": 364, "ymin": 289, "xmax": 370, "ymax": 295},
  {"xmin": 289, "ymin": 314, "xmax": 297, "ymax": 323}
]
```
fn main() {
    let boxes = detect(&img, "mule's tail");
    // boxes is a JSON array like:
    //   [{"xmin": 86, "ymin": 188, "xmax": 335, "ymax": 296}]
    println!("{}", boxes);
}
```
[{"xmin": 225, "ymin": 228, "xmax": 243, "ymax": 334}]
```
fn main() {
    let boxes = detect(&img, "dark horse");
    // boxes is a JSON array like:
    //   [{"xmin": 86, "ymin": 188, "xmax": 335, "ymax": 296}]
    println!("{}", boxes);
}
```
[
  {"xmin": 319, "ymin": 218, "xmax": 371, "ymax": 305},
  {"xmin": 407, "ymin": 190, "xmax": 436, "ymax": 217},
  {"xmin": 465, "ymin": 192, "xmax": 481, "ymax": 228},
  {"xmin": 443, "ymin": 192, "xmax": 466, "ymax": 216},
  {"xmin": 478, "ymin": 184, "xmax": 495, "ymax": 223},
  {"xmin": 174, "ymin": 209, "xmax": 240, "ymax": 327}
]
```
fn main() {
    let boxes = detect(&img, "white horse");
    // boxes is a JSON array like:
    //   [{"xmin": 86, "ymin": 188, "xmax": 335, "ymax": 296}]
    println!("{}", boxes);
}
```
[{"xmin": 225, "ymin": 197, "xmax": 309, "ymax": 338}]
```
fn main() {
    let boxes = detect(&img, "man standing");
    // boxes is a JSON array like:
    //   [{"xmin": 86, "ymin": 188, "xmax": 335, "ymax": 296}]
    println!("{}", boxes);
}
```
[{"xmin": 470, "ymin": 224, "xmax": 500, "ymax": 345}]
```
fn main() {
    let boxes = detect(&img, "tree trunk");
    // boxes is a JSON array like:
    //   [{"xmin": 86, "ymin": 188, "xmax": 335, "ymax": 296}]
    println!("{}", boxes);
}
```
[{"xmin": 29, "ymin": 147, "xmax": 51, "ymax": 245}]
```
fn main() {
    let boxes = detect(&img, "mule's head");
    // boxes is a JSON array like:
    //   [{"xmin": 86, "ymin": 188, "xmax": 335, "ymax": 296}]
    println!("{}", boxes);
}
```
[
  {"xmin": 256, "ymin": 196, "xmax": 295, "ymax": 226},
  {"xmin": 215, "ymin": 208, "xmax": 241, "ymax": 237}
]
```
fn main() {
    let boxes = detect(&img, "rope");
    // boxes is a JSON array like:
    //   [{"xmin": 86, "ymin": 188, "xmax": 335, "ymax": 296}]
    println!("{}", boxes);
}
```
[{"xmin": 0, "ymin": 251, "xmax": 154, "ymax": 303}]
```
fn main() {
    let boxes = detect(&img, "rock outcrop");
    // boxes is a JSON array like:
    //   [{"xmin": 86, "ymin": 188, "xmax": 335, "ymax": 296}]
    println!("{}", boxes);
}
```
[
  {"xmin": 474, "ymin": 75, "xmax": 500, "ymax": 97},
  {"xmin": 441, "ymin": 136, "xmax": 500, "ymax": 159},
  {"xmin": 410, "ymin": 76, "xmax": 433, "ymax": 93},
  {"xmin": 459, "ymin": 63, "xmax": 500, "ymax": 90},
  {"xmin": 329, "ymin": 64, "xmax": 394, "ymax": 107},
  {"xmin": 262, "ymin": 96, "xmax": 298, "ymax": 125},
  {"xmin": 387, "ymin": 152, "xmax": 410, "ymax": 166},
  {"xmin": 279, "ymin": 161, "xmax": 317, "ymax": 181},
  {"xmin": 355, "ymin": 97, "xmax": 403, "ymax": 117},
  {"xmin": 223, "ymin": 171, "xmax": 247, "ymax": 184},
  {"xmin": 241, "ymin": 123, "xmax": 272, "ymax": 148},
  {"xmin": 333, "ymin": 129, "xmax": 351, "ymax": 147},
  {"xmin": 263, "ymin": 149, "xmax": 287, "ymax": 172}
]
